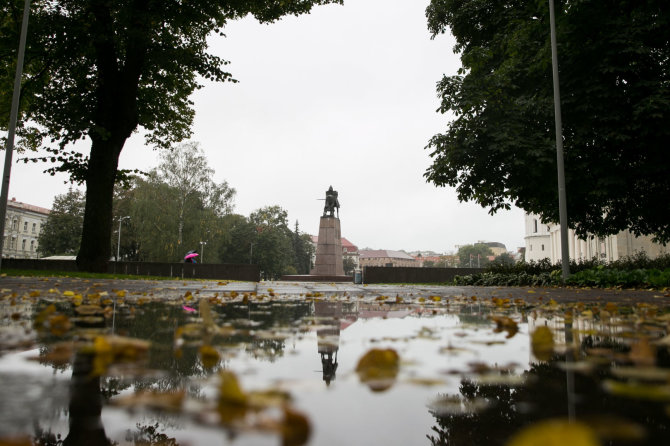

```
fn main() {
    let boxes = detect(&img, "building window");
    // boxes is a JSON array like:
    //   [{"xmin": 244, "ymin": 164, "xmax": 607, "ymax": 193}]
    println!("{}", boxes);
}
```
[
  {"xmin": 530, "ymin": 245, "xmax": 533, "ymax": 251},
  {"xmin": 547, "ymin": 226, "xmax": 550, "ymax": 232},
  {"xmin": 23, "ymin": 222, "xmax": 28, "ymax": 232},
  {"xmin": 533, "ymin": 219, "xmax": 538, "ymax": 233},
  {"xmin": 541, "ymin": 244, "xmax": 545, "ymax": 251},
  {"xmin": 12, "ymin": 218, "xmax": 18, "ymax": 230},
  {"xmin": 22, "ymin": 239, "xmax": 26, "ymax": 250},
  {"xmin": 32, "ymin": 223, "xmax": 36, "ymax": 233},
  {"xmin": 30, "ymin": 240, "xmax": 35, "ymax": 252}
]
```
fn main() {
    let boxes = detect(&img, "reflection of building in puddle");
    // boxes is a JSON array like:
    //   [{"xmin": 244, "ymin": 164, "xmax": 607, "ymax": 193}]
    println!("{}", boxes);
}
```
[
  {"xmin": 528, "ymin": 314, "xmax": 630, "ymax": 362},
  {"xmin": 312, "ymin": 301, "xmax": 421, "ymax": 385}
]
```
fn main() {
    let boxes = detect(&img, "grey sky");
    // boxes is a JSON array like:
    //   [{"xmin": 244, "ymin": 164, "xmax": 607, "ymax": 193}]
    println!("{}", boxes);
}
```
[{"xmin": 7, "ymin": 0, "xmax": 526, "ymax": 254}]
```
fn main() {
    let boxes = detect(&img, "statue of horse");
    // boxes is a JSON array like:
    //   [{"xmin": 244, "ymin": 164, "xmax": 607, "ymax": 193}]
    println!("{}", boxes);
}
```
[{"xmin": 323, "ymin": 186, "xmax": 340, "ymax": 217}]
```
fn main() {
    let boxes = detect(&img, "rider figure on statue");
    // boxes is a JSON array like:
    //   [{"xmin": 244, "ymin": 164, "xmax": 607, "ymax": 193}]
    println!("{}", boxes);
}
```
[{"xmin": 323, "ymin": 186, "xmax": 340, "ymax": 218}]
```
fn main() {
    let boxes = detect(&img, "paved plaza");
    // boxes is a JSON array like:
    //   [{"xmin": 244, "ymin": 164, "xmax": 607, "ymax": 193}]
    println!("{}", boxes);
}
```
[{"xmin": 1, "ymin": 275, "xmax": 668, "ymax": 305}]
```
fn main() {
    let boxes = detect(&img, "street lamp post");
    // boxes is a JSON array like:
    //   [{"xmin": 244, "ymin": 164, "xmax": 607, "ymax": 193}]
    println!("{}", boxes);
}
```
[
  {"xmin": 0, "ymin": 0, "xmax": 31, "ymax": 270},
  {"xmin": 116, "ymin": 216, "xmax": 130, "ymax": 261},
  {"xmin": 549, "ymin": 0, "xmax": 570, "ymax": 279},
  {"xmin": 199, "ymin": 241, "xmax": 207, "ymax": 263}
]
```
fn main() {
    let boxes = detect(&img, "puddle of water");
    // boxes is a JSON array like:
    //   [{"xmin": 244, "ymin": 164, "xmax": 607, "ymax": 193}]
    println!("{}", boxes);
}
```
[{"xmin": 1, "ymin": 292, "xmax": 669, "ymax": 445}]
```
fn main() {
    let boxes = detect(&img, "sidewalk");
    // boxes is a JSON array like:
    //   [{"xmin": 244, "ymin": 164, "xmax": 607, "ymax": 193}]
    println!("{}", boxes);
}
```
[{"xmin": 1, "ymin": 275, "xmax": 668, "ymax": 305}]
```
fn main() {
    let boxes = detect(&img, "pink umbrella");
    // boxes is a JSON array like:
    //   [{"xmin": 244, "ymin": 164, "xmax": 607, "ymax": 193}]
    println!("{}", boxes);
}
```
[{"xmin": 184, "ymin": 253, "xmax": 199, "ymax": 260}]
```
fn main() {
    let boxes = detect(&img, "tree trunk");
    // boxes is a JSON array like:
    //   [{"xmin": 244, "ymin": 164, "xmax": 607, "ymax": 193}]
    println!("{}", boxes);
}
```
[{"xmin": 76, "ymin": 138, "xmax": 123, "ymax": 272}]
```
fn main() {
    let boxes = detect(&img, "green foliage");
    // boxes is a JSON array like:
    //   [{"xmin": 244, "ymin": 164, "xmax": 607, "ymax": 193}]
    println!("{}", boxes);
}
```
[
  {"xmin": 457, "ymin": 244, "xmax": 494, "ymax": 267},
  {"xmin": 37, "ymin": 188, "xmax": 85, "ymax": 257},
  {"xmin": 456, "ymin": 253, "xmax": 670, "ymax": 288},
  {"xmin": 425, "ymin": 0, "xmax": 670, "ymax": 243},
  {"xmin": 113, "ymin": 142, "xmax": 236, "ymax": 262},
  {"xmin": 454, "ymin": 271, "xmax": 556, "ymax": 287},
  {"xmin": 293, "ymin": 223, "xmax": 315, "ymax": 275},
  {"xmin": 219, "ymin": 208, "xmax": 313, "ymax": 279},
  {"xmin": 565, "ymin": 267, "xmax": 670, "ymax": 289},
  {"xmin": 490, "ymin": 252, "xmax": 515, "ymax": 268},
  {"xmin": 1, "ymin": 0, "xmax": 342, "ymax": 271},
  {"xmin": 343, "ymin": 256, "xmax": 356, "ymax": 275}
]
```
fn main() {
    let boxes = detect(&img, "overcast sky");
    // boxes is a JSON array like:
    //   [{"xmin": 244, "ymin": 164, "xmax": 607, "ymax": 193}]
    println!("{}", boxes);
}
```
[{"xmin": 7, "ymin": 0, "xmax": 526, "ymax": 254}]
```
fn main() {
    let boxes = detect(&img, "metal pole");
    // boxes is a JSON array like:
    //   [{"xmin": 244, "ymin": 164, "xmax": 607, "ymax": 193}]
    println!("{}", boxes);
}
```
[
  {"xmin": 0, "ymin": 0, "xmax": 31, "ymax": 270},
  {"xmin": 116, "ymin": 216, "xmax": 128, "ymax": 261},
  {"xmin": 549, "ymin": 0, "xmax": 570, "ymax": 279},
  {"xmin": 249, "ymin": 242, "xmax": 253, "ymax": 264}
]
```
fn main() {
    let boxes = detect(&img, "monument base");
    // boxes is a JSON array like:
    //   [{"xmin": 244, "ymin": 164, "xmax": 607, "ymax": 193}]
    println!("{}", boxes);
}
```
[
  {"xmin": 311, "ymin": 216, "xmax": 344, "ymax": 276},
  {"xmin": 280, "ymin": 274, "xmax": 352, "ymax": 283}
]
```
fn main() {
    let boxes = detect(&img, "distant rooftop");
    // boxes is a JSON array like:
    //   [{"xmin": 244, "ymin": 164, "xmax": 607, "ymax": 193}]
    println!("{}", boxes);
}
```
[
  {"xmin": 7, "ymin": 197, "xmax": 50, "ymax": 215},
  {"xmin": 359, "ymin": 249, "xmax": 415, "ymax": 260},
  {"xmin": 310, "ymin": 235, "xmax": 359, "ymax": 253}
]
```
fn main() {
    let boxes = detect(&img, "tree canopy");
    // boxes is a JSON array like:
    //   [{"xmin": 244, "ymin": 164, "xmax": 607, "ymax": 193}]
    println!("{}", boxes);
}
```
[
  {"xmin": 1, "ymin": 0, "xmax": 342, "ymax": 271},
  {"xmin": 457, "ymin": 244, "xmax": 494, "ymax": 267},
  {"xmin": 424, "ymin": 0, "xmax": 670, "ymax": 243},
  {"xmin": 37, "ymin": 188, "xmax": 85, "ymax": 257}
]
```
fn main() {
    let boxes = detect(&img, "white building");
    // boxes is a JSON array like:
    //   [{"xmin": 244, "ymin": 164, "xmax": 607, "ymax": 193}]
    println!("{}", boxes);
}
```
[
  {"xmin": 524, "ymin": 213, "xmax": 667, "ymax": 263},
  {"xmin": 3, "ymin": 198, "xmax": 50, "ymax": 259}
]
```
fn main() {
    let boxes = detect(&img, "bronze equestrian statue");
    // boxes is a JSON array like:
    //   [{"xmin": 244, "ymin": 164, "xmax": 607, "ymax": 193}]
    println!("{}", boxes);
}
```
[{"xmin": 323, "ymin": 186, "xmax": 340, "ymax": 218}]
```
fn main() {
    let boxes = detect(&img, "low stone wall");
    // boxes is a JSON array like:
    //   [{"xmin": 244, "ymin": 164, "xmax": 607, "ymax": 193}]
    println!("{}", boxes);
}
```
[
  {"xmin": 2, "ymin": 259, "xmax": 260, "ymax": 282},
  {"xmin": 362, "ymin": 266, "xmax": 483, "ymax": 284}
]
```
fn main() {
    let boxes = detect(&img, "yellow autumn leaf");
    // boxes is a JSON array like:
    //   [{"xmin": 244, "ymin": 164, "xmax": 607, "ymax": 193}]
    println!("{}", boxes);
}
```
[
  {"xmin": 199, "ymin": 298, "xmax": 215, "ymax": 329},
  {"xmin": 603, "ymin": 380, "xmax": 670, "ymax": 401},
  {"xmin": 506, "ymin": 419, "xmax": 599, "ymax": 446},
  {"xmin": 532, "ymin": 326, "xmax": 555, "ymax": 361},
  {"xmin": 48, "ymin": 314, "xmax": 71, "ymax": 336},
  {"xmin": 33, "ymin": 304, "xmax": 57, "ymax": 329},
  {"xmin": 217, "ymin": 370, "xmax": 249, "ymax": 425},
  {"xmin": 63, "ymin": 291, "xmax": 75, "ymax": 297},
  {"xmin": 90, "ymin": 335, "xmax": 150, "ymax": 376},
  {"xmin": 629, "ymin": 338, "xmax": 655, "ymax": 367},
  {"xmin": 75, "ymin": 304, "xmax": 103, "ymax": 315},
  {"xmin": 199, "ymin": 344, "xmax": 220, "ymax": 369},
  {"xmin": 491, "ymin": 316, "xmax": 519, "ymax": 338},
  {"xmin": 113, "ymin": 390, "xmax": 185, "ymax": 412},
  {"xmin": 115, "ymin": 290, "xmax": 126, "ymax": 297},
  {"xmin": 355, "ymin": 348, "xmax": 400, "ymax": 392},
  {"xmin": 281, "ymin": 407, "xmax": 311, "ymax": 446}
]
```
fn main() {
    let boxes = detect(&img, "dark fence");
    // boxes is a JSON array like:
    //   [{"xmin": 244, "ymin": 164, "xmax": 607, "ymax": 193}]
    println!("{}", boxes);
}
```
[
  {"xmin": 362, "ymin": 266, "xmax": 483, "ymax": 284},
  {"xmin": 2, "ymin": 259, "xmax": 260, "ymax": 282}
]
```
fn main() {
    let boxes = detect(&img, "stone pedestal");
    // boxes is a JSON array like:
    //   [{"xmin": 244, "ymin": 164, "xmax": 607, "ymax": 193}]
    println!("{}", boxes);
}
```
[{"xmin": 311, "ymin": 217, "xmax": 344, "ymax": 276}]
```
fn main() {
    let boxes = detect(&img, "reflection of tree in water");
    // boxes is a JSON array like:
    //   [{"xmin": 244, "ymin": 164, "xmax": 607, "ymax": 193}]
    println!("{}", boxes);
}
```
[
  {"xmin": 28, "ymin": 299, "xmax": 317, "ymax": 444},
  {"xmin": 428, "ymin": 335, "xmax": 670, "ymax": 446},
  {"xmin": 215, "ymin": 301, "xmax": 313, "ymax": 363},
  {"xmin": 427, "ymin": 371, "xmax": 522, "ymax": 446}
]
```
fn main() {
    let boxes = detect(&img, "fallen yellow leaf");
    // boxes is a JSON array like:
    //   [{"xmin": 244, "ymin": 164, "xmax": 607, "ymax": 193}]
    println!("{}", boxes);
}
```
[{"xmin": 506, "ymin": 418, "xmax": 599, "ymax": 446}]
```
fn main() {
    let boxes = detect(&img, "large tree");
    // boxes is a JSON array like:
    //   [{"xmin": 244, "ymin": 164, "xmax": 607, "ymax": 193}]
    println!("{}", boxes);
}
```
[
  {"xmin": 155, "ymin": 141, "xmax": 235, "ymax": 247},
  {"xmin": 1, "ymin": 0, "xmax": 341, "ymax": 272},
  {"xmin": 424, "ymin": 0, "xmax": 670, "ymax": 243}
]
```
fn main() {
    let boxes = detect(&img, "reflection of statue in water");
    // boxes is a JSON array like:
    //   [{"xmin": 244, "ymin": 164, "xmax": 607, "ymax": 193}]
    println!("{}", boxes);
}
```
[
  {"xmin": 320, "ymin": 350, "xmax": 338, "ymax": 386},
  {"xmin": 323, "ymin": 185, "xmax": 340, "ymax": 218},
  {"xmin": 315, "ymin": 301, "xmax": 341, "ymax": 386}
]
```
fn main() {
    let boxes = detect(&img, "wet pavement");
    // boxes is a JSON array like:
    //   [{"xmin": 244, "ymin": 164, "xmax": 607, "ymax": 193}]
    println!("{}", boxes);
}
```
[
  {"xmin": 1, "ymin": 274, "xmax": 670, "ymax": 445},
  {"xmin": 1, "ymin": 275, "xmax": 668, "ymax": 304}
]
